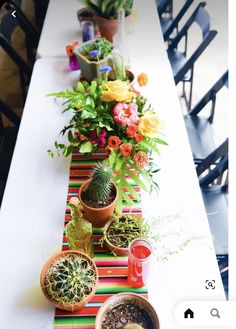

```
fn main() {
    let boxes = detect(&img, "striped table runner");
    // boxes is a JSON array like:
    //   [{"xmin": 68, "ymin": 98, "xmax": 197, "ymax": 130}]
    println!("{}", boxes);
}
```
[{"xmin": 54, "ymin": 149, "xmax": 148, "ymax": 329}]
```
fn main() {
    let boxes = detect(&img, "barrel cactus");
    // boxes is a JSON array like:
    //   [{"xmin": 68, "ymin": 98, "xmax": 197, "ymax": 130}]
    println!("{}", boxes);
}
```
[
  {"xmin": 43, "ymin": 252, "xmax": 97, "ymax": 310},
  {"xmin": 84, "ymin": 164, "xmax": 113, "ymax": 203},
  {"xmin": 125, "ymin": 324, "xmax": 144, "ymax": 329}
]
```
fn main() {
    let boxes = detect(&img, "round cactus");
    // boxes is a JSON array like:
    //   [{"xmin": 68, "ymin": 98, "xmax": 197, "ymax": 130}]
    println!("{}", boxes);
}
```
[
  {"xmin": 44, "ymin": 253, "xmax": 97, "ymax": 306},
  {"xmin": 124, "ymin": 324, "xmax": 144, "ymax": 329}
]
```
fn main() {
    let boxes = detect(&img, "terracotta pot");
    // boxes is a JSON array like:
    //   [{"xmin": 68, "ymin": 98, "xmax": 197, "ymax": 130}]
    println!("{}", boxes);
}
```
[
  {"xmin": 95, "ymin": 292, "xmax": 160, "ymax": 329},
  {"xmin": 103, "ymin": 218, "xmax": 129, "ymax": 256},
  {"xmin": 40, "ymin": 250, "xmax": 98, "ymax": 312},
  {"xmin": 94, "ymin": 15, "xmax": 131, "ymax": 42},
  {"xmin": 78, "ymin": 179, "xmax": 118, "ymax": 228}
]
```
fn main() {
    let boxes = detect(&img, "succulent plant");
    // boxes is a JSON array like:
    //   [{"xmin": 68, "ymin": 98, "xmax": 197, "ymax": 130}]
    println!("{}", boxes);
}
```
[
  {"xmin": 44, "ymin": 253, "xmax": 97, "ymax": 306},
  {"xmin": 82, "ymin": 0, "xmax": 134, "ymax": 19},
  {"xmin": 84, "ymin": 164, "xmax": 113, "ymax": 203},
  {"xmin": 124, "ymin": 324, "xmax": 144, "ymax": 329}
]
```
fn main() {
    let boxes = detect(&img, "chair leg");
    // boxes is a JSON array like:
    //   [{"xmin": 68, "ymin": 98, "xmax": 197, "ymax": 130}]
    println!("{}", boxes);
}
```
[
  {"xmin": 188, "ymin": 67, "xmax": 194, "ymax": 111},
  {"xmin": 19, "ymin": 69, "xmax": 27, "ymax": 103}
]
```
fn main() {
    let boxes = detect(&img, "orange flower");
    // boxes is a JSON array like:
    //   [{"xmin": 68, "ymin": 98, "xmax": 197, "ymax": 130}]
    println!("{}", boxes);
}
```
[
  {"xmin": 137, "ymin": 72, "xmax": 148, "ymax": 87},
  {"xmin": 126, "ymin": 124, "xmax": 138, "ymax": 138},
  {"xmin": 105, "ymin": 145, "xmax": 114, "ymax": 156},
  {"xmin": 119, "ymin": 143, "xmax": 132, "ymax": 157},
  {"xmin": 108, "ymin": 136, "xmax": 122, "ymax": 148},
  {"xmin": 134, "ymin": 133, "xmax": 143, "ymax": 142},
  {"xmin": 80, "ymin": 134, "xmax": 87, "ymax": 141},
  {"xmin": 133, "ymin": 151, "xmax": 149, "ymax": 168},
  {"xmin": 66, "ymin": 41, "xmax": 79, "ymax": 56}
]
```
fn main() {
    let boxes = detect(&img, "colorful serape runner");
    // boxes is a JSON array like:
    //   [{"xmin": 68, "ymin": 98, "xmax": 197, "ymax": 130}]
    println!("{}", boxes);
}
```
[{"xmin": 54, "ymin": 149, "xmax": 148, "ymax": 329}]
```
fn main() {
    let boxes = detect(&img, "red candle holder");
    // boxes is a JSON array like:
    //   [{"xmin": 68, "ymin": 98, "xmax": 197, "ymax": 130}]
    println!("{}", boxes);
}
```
[{"xmin": 128, "ymin": 238, "xmax": 153, "ymax": 288}]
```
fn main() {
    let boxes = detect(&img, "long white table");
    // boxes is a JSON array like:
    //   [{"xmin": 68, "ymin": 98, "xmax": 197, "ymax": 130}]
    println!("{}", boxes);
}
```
[
  {"xmin": 37, "ymin": 0, "xmax": 84, "ymax": 58},
  {"xmin": 0, "ymin": 0, "xmax": 226, "ymax": 328}
]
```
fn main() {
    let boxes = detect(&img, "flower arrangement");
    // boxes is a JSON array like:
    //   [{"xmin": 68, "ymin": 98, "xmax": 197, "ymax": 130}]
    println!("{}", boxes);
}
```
[{"xmin": 48, "ymin": 72, "xmax": 167, "ymax": 211}]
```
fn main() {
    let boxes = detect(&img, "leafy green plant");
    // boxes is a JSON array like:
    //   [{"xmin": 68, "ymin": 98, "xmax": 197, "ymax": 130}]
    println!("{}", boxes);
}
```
[
  {"xmin": 125, "ymin": 324, "xmax": 144, "ymax": 329},
  {"xmin": 84, "ymin": 164, "xmax": 113, "ymax": 203},
  {"xmin": 100, "ymin": 215, "xmax": 151, "ymax": 249},
  {"xmin": 82, "ymin": 0, "xmax": 134, "ymax": 19},
  {"xmin": 81, "ymin": 38, "xmax": 113, "ymax": 61},
  {"xmin": 44, "ymin": 253, "xmax": 97, "ymax": 306}
]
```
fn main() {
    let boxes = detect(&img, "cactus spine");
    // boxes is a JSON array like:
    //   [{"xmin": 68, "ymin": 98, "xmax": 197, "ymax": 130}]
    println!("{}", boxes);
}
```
[{"xmin": 84, "ymin": 164, "xmax": 113, "ymax": 203}]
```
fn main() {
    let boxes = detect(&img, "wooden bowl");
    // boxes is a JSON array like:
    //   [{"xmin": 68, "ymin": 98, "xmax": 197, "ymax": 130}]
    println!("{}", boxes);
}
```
[{"xmin": 95, "ymin": 292, "xmax": 160, "ymax": 329}]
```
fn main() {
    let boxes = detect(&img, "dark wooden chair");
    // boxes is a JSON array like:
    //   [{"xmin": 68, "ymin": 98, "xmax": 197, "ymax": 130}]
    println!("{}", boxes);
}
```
[
  {"xmin": 167, "ymin": 2, "xmax": 217, "ymax": 110},
  {"xmin": 160, "ymin": 0, "xmax": 194, "ymax": 43},
  {"xmin": 156, "ymin": 0, "xmax": 173, "ymax": 18},
  {"xmin": 184, "ymin": 71, "xmax": 228, "ymax": 164},
  {"xmin": 196, "ymin": 139, "xmax": 228, "ymax": 297},
  {"xmin": 0, "ymin": 100, "xmax": 20, "ymax": 206}
]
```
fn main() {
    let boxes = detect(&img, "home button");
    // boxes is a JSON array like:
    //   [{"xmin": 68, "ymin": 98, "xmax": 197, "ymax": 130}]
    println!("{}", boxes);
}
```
[{"xmin": 184, "ymin": 308, "xmax": 194, "ymax": 319}]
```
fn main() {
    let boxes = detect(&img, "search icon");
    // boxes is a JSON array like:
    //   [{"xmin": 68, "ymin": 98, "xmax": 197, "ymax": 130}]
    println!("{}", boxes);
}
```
[{"xmin": 210, "ymin": 308, "xmax": 220, "ymax": 318}]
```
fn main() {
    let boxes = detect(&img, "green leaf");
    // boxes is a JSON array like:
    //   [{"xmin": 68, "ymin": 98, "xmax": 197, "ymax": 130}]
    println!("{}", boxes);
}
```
[
  {"xmin": 114, "ymin": 157, "xmax": 124, "ymax": 171},
  {"xmin": 63, "ymin": 145, "xmax": 73, "ymax": 157},
  {"xmin": 68, "ymin": 130, "xmax": 74, "ymax": 143},
  {"xmin": 153, "ymin": 137, "xmax": 168, "ymax": 145},
  {"xmin": 98, "ymin": 121, "xmax": 113, "ymax": 131},
  {"xmin": 90, "ymin": 80, "xmax": 97, "ymax": 96},
  {"xmin": 124, "ymin": 168, "xmax": 149, "ymax": 192},
  {"xmin": 108, "ymin": 151, "xmax": 117, "ymax": 167},
  {"xmin": 77, "ymin": 82, "xmax": 85, "ymax": 93},
  {"xmin": 79, "ymin": 141, "xmax": 93, "ymax": 153},
  {"xmin": 121, "ymin": 190, "xmax": 134, "ymax": 206},
  {"xmin": 121, "ymin": 177, "xmax": 141, "ymax": 201},
  {"xmin": 81, "ymin": 106, "xmax": 97, "ymax": 120}
]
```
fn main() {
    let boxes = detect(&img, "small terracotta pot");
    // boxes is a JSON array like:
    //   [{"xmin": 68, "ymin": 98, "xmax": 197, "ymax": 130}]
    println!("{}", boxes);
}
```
[
  {"xmin": 103, "ymin": 219, "xmax": 129, "ymax": 256},
  {"xmin": 94, "ymin": 15, "xmax": 131, "ymax": 42},
  {"xmin": 95, "ymin": 292, "xmax": 160, "ymax": 329},
  {"xmin": 40, "ymin": 250, "xmax": 98, "ymax": 312},
  {"xmin": 78, "ymin": 179, "xmax": 118, "ymax": 228}
]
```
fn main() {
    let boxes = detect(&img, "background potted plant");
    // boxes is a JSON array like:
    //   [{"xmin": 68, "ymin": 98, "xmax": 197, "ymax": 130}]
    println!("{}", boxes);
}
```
[
  {"xmin": 40, "ymin": 250, "xmax": 98, "ymax": 312},
  {"xmin": 79, "ymin": 164, "xmax": 118, "ymax": 228},
  {"xmin": 74, "ymin": 38, "xmax": 113, "ymax": 82},
  {"xmin": 95, "ymin": 292, "xmax": 160, "ymax": 329},
  {"xmin": 81, "ymin": 0, "xmax": 134, "ymax": 41},
  {"xmin": 101, "ymin": 215, "xmax": 150, "ymax": 256}
]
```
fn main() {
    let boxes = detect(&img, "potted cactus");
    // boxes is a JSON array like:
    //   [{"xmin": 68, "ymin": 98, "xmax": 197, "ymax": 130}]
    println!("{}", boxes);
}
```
[
  {"xmin": 40, "ymin": 250, "xmax": 98, "ymax": 312},
  {"xmin": 101, "ymin": 215, "xmax": 149, "ymax": 256},
  {"xmin": 81, "ymin": 0, "xmax": 134, "ymax": 41},
  {"xmin": 74, "ymin": 38, "xmax": 113, "ymax": 82},
  {"xmin": 79, "ymin": 164, "xmax": 118, "ymax": 228},
  {"xmin": 95, "ymin": 292, "xmax": 160, "ymax": 329}
]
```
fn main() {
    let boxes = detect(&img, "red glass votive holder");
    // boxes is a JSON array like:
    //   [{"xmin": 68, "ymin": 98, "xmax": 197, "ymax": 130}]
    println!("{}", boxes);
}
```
[{"xmin": 128, "ymin": 238, "xmax": 153, "ymax": 288}]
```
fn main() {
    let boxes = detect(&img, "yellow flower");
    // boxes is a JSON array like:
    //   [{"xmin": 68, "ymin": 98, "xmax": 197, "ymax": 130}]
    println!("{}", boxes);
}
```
[
  {"xmin": 138, "ymin": 112, "xmax": 162, "ymax": 138},
  {"xmin": 137, "ymin": 72, "xmax": 148, "ymax": 87},
  {"xmin": 100, "ymin": 80, "xmax": 135, "ymax": 103}
]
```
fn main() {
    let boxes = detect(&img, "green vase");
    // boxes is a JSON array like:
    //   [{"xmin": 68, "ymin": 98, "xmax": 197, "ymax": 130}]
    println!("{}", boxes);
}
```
[{"xmin": 66, "ymin": 197, "xmax": 93, "ymax": 257}]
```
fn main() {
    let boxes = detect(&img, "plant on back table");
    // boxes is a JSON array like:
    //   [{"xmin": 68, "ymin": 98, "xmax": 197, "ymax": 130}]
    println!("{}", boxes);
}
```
[
  {"xmin": 48, "ymin": 72, "xmax": 167, "ymax": 212},
  {"xmin": 82, "ymin": 0, "xmax": 134, "ymax": 19}
]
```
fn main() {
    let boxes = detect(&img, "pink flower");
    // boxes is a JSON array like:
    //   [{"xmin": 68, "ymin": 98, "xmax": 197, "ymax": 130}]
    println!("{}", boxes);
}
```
[
  {"xmin": 113, "ymin": 102, "xmax": 139, "ymax": 126},
  {"xmin": 91, "ymin": 128, "xmax": 107, "ymax": 147},
  {"xmin": 133, "ymin": 151, "xmax": 149, "ymax": 168}
]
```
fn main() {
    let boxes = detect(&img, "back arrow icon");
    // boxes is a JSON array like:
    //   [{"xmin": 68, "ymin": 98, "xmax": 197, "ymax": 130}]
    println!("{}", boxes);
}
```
[{"xmin": 12, "ymin": 11, "xmax": 16, "ymax": 18}]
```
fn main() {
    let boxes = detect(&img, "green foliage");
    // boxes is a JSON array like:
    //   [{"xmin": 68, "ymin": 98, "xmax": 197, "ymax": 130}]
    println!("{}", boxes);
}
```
[
  {"xmin": 45, "ymin": 253, "xmax": 97, "ymax": 305},
  {"xmin": 81, "ymin": 38, "xmax": 113, "ymax": 61},
  {"xmin": 84, "ymin": 164, "xmax": 113, "ymax": 202},
  {"xmin": 100, "ymin": 215, "xmax": 150, "ymax": 249},
  {"xmin": 82, "ymin": 0, "xmax": 134, "ymax": 19},
  {"xmin": 124, "ymin": 324, "xmax": 144, "ymax": 329}
]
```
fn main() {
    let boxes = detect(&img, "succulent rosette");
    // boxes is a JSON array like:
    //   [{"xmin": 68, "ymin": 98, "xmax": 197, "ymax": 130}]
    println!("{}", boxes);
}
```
[{"xmin": 48, "ymin": 73, "xmax": 167, "ymax": 211}]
